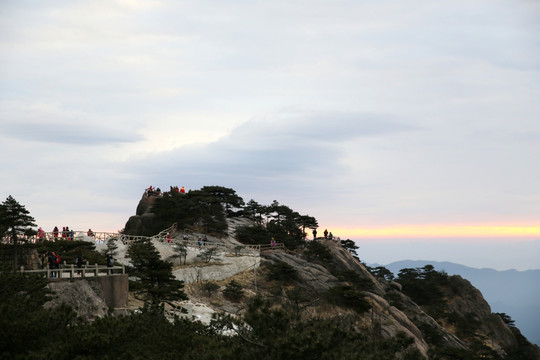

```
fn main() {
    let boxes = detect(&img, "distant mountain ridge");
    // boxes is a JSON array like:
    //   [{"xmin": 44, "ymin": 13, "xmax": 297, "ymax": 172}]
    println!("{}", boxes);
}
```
[{"xmin": 377, "ymin": 260, "xmax": 540, "ymax": 346}]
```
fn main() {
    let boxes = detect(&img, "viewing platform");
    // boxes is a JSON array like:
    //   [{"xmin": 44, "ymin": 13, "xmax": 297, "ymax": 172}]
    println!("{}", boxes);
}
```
[{"xmin": 19, "ymin": 263, "xmax": 125, "ymax": 280}]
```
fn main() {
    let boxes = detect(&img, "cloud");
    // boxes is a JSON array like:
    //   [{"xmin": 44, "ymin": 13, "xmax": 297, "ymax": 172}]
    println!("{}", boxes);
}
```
[
  {"xmin": 116, "ymin": 110, "xmax": 416, "ymax": 212},
  {"xmin": 2, "ymin": 122, "xmax": 140, "ymax": 145},
  {"xmin": 233, "ymin": 112, "xmax": 415, "ymax": 143},
  {"xmin": 0, "ymin": 101, "xmax": 143, "ymax": 145},
  {"xmin": 132, "ymin": 111, "xmax": 413, "ymax": 169}
]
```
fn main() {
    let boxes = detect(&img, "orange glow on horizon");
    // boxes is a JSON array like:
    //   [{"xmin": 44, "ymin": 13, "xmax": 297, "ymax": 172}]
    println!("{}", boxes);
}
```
[{"xmin": 329, "ymin": 224, "xmax": 540, "ymax": 239}]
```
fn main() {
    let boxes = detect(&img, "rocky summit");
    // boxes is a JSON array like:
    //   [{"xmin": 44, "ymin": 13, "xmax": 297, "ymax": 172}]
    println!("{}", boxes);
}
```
[{"xmin": 4, "ymin": 186, "xmax": 540, "ymax": 359}]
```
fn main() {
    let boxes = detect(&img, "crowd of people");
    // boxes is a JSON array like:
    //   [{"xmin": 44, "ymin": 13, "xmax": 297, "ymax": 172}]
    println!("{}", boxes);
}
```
[
  {"xmin": 312, "ymin": 228, "xmax": 336, "ymax": 241},
  {"xmin": 49, "ymin": 226, "xmax": 76, "ymax": 241},
  {"xmin": 38, "ymin": 250, "xmax": 115, "ymax": 278},
  {"xmin": 145, "ymin": 185, "xmax": 186, "ymax": 197},
  {"xmin": 145, "ymin": 185, "xmax": 162, "ymax": 197},
  {"xmin": 197, "ymin": 235, "xmax": 208, "ymax": 248},
  {"xmin": 170, "ymin": 185, "xmax": 185, "ymax": 194},
  {"xmin": 31, "ymin": 227, "xmax": 97, "ymax": 243},
  {"xmin": 39, "ymin": 251, "xmax": 62, "ymax": 278}
]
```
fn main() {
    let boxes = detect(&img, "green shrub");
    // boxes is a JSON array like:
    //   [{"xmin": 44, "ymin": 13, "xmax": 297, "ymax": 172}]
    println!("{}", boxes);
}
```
[
  {"xmin": 304, "ymin": 241, "xmax": 332, "ymax": 264},
  {"xmin": 235, "ymin": 225, "xmax": 271, "ymax": 245},
  {"xmin": 200, "ymin": 281, "xmax": 220, "ymax": 297},
  {"xmin": 325, "ymin": 285, "xmax": 371, "ymax": 314},
  {"xmin": 265, "ymin": 261, "xmax": 298, "ymax": 282},
  {"xmin": 223, "ymin": 280, "xmax": 244, "ymax": 302}
]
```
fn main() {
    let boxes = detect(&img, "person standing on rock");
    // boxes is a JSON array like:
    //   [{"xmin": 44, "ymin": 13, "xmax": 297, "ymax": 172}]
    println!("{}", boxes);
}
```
[
  {"xmin": 312, "ymin": 229, "xmax": 317, "ymax": 240},
  {"xmin": 324, "ymin": 229, "xmax": 328, "ymax": 239}
]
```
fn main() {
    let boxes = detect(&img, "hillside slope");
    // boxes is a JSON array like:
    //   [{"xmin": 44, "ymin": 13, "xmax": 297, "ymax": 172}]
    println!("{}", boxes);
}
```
[{"xmin": 382, "ymin": 259, "xmax": 540, "ymax": 346}]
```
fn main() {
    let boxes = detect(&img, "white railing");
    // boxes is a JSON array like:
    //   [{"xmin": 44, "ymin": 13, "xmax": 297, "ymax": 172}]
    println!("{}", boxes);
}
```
[{"xmin": 3, "ymin": 228, "xmax": 287, "ymax": 255}]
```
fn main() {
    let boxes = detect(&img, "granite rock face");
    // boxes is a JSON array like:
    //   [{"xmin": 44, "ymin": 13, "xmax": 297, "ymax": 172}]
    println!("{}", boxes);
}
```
[
  {"xmin": 123, "ymin": 193, "xmax": 157, "ymax": 235},
  {"xmin": 261, "ymin": 239, "xmax": 538, "ymax": 358}
]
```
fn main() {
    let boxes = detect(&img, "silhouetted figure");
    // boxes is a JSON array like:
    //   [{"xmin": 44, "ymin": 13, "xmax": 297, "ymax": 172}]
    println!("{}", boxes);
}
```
[
  {"xmin": 106, "ymin": 254, "xmax": 114, "ymax": 267},
  {"xmin": 76, "ymin": 254, "xmax": 85, "ymax": 275}
]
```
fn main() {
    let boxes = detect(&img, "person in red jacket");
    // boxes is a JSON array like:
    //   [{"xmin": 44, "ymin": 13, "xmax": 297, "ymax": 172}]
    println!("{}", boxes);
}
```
[{"xmin": 180, "ymin": 186, "xmax": 185, "ymax": 194}]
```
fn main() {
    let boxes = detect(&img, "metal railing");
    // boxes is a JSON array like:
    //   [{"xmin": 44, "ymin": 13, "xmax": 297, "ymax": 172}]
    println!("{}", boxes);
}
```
[
  {"xmin": 3, "ymin": 229, "xmax": 287, "ymax": 254},
  {"xmin": 170, "ymin": 239, "xmax": 284, "ymax": 253}
]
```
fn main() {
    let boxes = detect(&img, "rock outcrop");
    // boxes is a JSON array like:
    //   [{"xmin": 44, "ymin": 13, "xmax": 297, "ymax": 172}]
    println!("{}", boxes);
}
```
[
  {"xmin": 123, "ymin": 193, "xmax": 157, "ymax": 235},
  {"xmin": 259, "ymin": 238, "xmax": 539, "ymax": 358}
]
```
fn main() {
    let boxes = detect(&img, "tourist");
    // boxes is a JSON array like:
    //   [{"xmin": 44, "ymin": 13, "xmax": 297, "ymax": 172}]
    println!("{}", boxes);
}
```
[
  {"xmin": 40, "ymin": 252, "xmax": 48, "ymax": 269},
  {"xmin": 37, "ymin": 227, "xmax": 45, "ymax": 241},
  {"xmin": 48, "ymin": 251, "xmax": 56, "ymax": 278},
  {"xmin": 76, "ymin": 254, "xmax": 85, "ymax": 275},
  {"xmin": 106, "ymin": 254, "xmax": 114, "ymax": 267}
]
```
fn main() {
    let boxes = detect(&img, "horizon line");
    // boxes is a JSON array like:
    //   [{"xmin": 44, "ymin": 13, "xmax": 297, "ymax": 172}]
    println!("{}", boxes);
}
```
[{"xmin": 329, "ymin": 225, "xmax": 540, "ymax": 240}]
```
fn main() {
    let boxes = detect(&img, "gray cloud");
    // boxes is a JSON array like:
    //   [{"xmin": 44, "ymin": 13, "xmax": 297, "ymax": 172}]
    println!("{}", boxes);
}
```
[
  {"xmin": 1, "ymin": 121, "xmax": 142, "ymax": 145},
  {"xmin": 130, "ymin": 111, "xmax": 414, "ymax": 174}
]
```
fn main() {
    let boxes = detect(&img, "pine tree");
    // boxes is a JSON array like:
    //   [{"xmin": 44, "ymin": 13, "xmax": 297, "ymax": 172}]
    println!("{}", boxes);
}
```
[
  {"xmin": 0, "ymin": 195, "xmax": 37, "ymax": 269},
  {"xmin": 0, "ymin": 195, "xmax": 36, "ymax": 244},
  {"xmin": 106, "ymin": 238, "xmax": 118, "ymax": 257},
  {"xmin": 127, "ymin": 238, "xmax": 187, "ymax": 307}
]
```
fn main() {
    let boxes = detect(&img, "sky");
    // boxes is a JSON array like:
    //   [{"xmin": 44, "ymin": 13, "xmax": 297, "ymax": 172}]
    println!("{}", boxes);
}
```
[{"xmin": 1, "ymin": 0, "xmax": 540, "ymax": 271}]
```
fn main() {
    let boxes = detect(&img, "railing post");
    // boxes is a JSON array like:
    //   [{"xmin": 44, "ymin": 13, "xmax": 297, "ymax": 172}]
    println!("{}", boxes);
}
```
[
  {"xmin": 70, "ymin": 264, "xmax": 74, "ymax": 278},
  {"xmin": 95, "ymin": 264, "xmax": 99, "ymax": 277}
]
